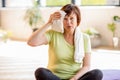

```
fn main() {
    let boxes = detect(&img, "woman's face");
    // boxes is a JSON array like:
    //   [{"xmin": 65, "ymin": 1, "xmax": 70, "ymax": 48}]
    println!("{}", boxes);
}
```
[{"xmin": 63, "ymin": 13, "xmax": 77, "ymax": 32}]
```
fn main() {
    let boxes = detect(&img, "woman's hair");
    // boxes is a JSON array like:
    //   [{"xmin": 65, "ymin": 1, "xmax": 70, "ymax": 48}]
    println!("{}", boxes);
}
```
[{"xmin": 61, "ymin": 4, "xmax": 81, "ymax": 26}]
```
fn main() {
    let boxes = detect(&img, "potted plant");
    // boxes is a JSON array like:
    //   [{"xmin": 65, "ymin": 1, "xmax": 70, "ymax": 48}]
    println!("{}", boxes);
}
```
[
  {"xmin": 84, "ymin": 27, "xmax": 101, "ymax": 48},
  {"xmin": 107, "ymin": 22, "xmax": 119, "ymax": 48},
  {"xmin": 0, "ymin": 29, "xmax": 11, "ymax": 43},
  {"xmin": 112, "ymin": 16, "xmax": 120, "ymax": 48},
  {"xmin": 107, "ymin": 22, "xmax": 116, "ymax": 37},
  {"xmin": 24, "ymin": 0, "xmax": 44, "ymax": 32},
  {"xmin": 84, "ymin": 27, "xmax": 100, "ymax": 37}
]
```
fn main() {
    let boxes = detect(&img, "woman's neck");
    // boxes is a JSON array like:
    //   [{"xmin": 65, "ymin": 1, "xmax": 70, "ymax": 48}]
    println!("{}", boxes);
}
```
[
  {"xmin": 63, "ymin": 30, "xmax": 75, "ymax": 45},
  {"xmin": 63, "ymin": 29, "xmax": 75, "ymax": 37}
]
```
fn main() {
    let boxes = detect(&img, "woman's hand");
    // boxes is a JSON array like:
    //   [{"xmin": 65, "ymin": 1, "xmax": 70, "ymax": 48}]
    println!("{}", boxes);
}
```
[
  {"xmin": 69, "ymin": 77, "xmax": 77, "ymax": 80},
  {"xmin": 47, "ymin": 12, "xmax": 61, "ymax": 24}
]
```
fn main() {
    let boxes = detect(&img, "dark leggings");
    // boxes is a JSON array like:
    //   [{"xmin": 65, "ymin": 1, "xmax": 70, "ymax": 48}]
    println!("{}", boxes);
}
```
[{"xmin": 35, "ymin": 68, "xmax": 103, "ymax": 80}]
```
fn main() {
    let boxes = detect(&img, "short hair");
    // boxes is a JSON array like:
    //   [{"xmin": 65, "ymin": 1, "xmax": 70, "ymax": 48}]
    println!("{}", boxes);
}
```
[{"xmin": 61, "ymin": 4, "xmax": 81, "ymax": 26}]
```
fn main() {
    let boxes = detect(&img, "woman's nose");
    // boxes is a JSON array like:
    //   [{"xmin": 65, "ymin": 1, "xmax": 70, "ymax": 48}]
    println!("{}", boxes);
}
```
[{"xmin": 66, "ymin": 19, "xmax": 71, "ymax": 24}]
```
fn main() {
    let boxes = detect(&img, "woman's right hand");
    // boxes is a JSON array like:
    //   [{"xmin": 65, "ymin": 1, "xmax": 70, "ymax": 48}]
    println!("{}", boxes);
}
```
[{"xmin": 47, "ymin": 12, "xmax": 61, "ymax": 24}]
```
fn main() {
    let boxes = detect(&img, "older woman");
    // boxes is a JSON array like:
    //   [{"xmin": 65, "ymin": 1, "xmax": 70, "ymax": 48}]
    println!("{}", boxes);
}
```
[{"xmin": 27, "ymin": 4, "xmax": 103, "ymax": 80}]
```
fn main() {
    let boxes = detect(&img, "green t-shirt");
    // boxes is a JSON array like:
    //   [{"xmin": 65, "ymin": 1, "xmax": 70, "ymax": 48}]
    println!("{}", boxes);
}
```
[{"xmin": 45, "ymin": 30, "xmax": 91, "ymax": 79}]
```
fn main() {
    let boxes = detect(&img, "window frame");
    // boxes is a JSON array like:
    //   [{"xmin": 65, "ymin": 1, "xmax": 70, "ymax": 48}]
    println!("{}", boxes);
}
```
[{"xmin": 1, "ymin": 0, "xmax": 120, "ymax": 7}]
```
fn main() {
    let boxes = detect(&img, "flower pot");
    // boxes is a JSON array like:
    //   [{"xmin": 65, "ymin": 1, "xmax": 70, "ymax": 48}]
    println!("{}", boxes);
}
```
[
  {"xmin": 112, "ymin": 37, "xmax": 119, "ymax": 48},
  {"xmin": 90, "ymin": 35, "xmax": 101, "ymax": 48}
]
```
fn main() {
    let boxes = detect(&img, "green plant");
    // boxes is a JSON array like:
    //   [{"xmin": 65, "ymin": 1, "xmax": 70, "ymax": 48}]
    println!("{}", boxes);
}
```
[
  {"xmin": 24, "ymin": 0, "xmax": 44, "ymax": 31},
  {"xmin": 0, "ymin": 29, "xmax": 12, "ymax": 42},
  {"xmin": 107, "ymin": 22, "xmax": 116, "ymax": 37},
  {"xmin": 113, "ymin": 15, "xmax": 120, "ymax": 22},
  {"xmin": 84, "ymin": 27, "xmax": 100, "ymax": 37}
]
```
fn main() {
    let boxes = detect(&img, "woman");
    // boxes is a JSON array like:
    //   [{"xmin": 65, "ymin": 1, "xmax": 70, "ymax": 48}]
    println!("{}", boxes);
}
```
[{"xmin": 27, "ymin": 4, "xmax": 103, "ymax": 80}]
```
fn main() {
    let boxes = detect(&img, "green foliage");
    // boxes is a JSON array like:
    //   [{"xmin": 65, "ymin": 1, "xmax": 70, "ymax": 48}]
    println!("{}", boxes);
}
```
[
  {"xmin": 84, "ymin": 27, "xmax": 100, "ymax": 36},
  {"xmin": 0, "ymin": 29, "xmax": 12, "ymax": 42},
  {"xmin": 113, "ymin": 16, "xmax": 120, "ymax": 22},
  {"xmin": 24, "ymin": 0, "xmax": 43, "ymax": 29},
  {"xmin": 107, "ymin": 22, "xmax": 116, "ymax": 37},
  {"xmin": 107, "ymin": 22, "xmax": 116, "ymax": 32}
]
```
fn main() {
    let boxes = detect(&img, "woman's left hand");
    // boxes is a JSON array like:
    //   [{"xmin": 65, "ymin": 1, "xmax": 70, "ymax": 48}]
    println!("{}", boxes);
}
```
[{"xmin": 69, "ymin": 77, "xmax": 77, "ymax": 80}]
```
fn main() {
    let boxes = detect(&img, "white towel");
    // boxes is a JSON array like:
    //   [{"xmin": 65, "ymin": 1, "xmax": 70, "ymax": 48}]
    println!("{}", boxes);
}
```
[
  {"xmin": 51, "ymin": 10, "xmax": 66, "ymax": 33},
  {"xmin": 74, "ymin": 27, "xmax": 85, "ymax": 63}
]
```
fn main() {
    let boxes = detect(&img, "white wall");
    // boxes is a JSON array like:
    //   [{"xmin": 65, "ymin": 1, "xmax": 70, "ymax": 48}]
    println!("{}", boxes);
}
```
[
  {"xmin": 0, "ymin": 8, "xmax": 33, "ymax": 41},
  {"xmin": 80, "ymin": 6, "xmax": 120, "ymax": 46},
  {"xmin": 0, "ymin": 6, "xmax": 120, "ymax": 47}
]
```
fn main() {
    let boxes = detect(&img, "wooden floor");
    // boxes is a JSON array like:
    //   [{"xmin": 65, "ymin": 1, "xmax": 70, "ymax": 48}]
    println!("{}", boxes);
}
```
[
  {"xmin": 0, "ymin": 40, "xmax": 120, "ymax": 80},
  {"xmin": 0, "ymin": 40, "xmax": 48, "ymax": 80},
  {"xmin": 0, "ymin": 56, "xmax": 40, "ymax": 80}
]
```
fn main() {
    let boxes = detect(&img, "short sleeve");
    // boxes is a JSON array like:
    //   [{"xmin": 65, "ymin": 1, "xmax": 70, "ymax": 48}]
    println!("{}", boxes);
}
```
[
  {"xmin": 45, "ymin": 30, "xmax": 54, "ymax": 43},
  {"xmin": 83, "ymin": 34, "xmax": 92, "ymax": 53}
]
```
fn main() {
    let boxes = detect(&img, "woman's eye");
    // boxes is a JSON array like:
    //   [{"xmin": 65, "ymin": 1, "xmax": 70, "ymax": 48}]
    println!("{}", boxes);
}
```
[
  {"xmin": 70, "ymin": 17, "xmax": 74, "ymax": 20},
  {"xmin": 64, "ymin": 18, "xmax": 67, "ymax": 20}
]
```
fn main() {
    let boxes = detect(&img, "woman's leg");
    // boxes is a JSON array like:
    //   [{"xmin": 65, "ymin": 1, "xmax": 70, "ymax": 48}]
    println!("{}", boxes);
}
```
[
  {"xmin": 78, "ymin": 69, "xmax": 103, "ymax": 80},
  {"xmin": 35, "ymin": 67, "xmax": 61, "ymax": 80}
]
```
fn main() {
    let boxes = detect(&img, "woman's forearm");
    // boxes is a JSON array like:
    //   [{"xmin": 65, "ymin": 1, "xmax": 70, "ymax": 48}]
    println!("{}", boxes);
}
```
[
  {"xmin": 70, "ymin": 66, "xmax": 90, "ymax": 80},
  {"xmin": 27, "ymin": 23, "xmax": 51, "ymax": 46},
  {"xmin": 71, "ymin": 53, "xmax": 91, "ymax": 80},
  {"xmin": 27, "ymin": 11, "xmax": 61, "ymax": 46}
]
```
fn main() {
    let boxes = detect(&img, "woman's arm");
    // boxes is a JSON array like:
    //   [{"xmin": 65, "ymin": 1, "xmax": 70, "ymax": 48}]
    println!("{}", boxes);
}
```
[
  {"xmin": 27, "ymin": 12, "xmax": 61, "ymax": 46},
  {"xmin": 70, "ymin": 53, "xmax": 91, "ymax": 80},
  {"xmin": 27, "ymin": 23, "xmax": 51, "ymax": 46}
]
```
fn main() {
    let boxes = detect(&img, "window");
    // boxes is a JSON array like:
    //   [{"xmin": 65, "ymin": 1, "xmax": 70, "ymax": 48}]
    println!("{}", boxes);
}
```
[
  {"xmin": 46, "ymin": 0, "xmax": 71, "ymax": 6},
  {"xmin": 1, "ymin": 0, "xmax": 120, "ymax": 7},
  {"xmin": 81, "ymin": 0, "xmax": 106, "ymax": 5},
  {"xmin": 81, "ymin": 0, "xmax": 120, "ymax": 6},
  {"xmin": 1, "ymin": 0, "xmax": 33, "ymax": 7},
  {"xmin": 45, "ymin": 0, "xmax": 120, "ymax": 6}
]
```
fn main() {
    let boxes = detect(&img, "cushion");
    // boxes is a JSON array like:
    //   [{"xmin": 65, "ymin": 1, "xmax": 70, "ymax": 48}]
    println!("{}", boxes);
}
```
[{"xmin": 102, "ymin": 69, "xmax": 120, "ymax": 80}]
